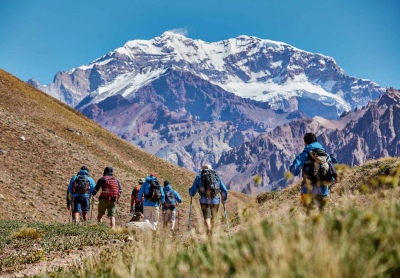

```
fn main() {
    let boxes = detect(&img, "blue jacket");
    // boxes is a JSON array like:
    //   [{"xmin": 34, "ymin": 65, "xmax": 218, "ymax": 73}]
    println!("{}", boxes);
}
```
[
  {"xmin": 138, "ymin": 176, "xmax": 165, "ymax": 207},
  {"xmin": 189, "ymin": 173, "xmax": 228, "ymax": 204},
  {"xmin": 67, "ymin": 170, "xmax": 95, "ymax": 198},
  {"xmin": 289, "ymin": 142, "xmax": 333, "ymax": 196},
  {"xmin": 163, "ymin": 184, "xmax": 182, "ymax": 211}
]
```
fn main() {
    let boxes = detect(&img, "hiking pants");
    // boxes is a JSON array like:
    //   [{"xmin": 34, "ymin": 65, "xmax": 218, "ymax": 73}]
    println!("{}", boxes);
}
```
[{"xmin": 143, "ymin": 206, "xmax": 160, "ymax": 230}]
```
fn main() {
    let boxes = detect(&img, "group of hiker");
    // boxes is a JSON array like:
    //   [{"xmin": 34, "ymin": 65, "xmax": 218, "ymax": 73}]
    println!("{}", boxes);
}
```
[
  {"xmin": 66, "ymin": 132, "xmax": 338, "ymax": 232},
  {"xmin": 66, "ymin": 163, "xmax": 228, "ymax": 233}
]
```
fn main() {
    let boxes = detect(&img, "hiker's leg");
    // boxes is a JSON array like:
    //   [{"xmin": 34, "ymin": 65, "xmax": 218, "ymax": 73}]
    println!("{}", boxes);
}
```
[
  {"xmin": 200, "ymin": 204, "xmax": 212, "ymax": 234},
  {"xmin": 170, "ymin": 209, "xmax": 176, "ymax": 231},
  {"xmin": 143, "ymin": 206, "xmax": 151, "ymax": 223},
  {"xmin": 210, "ymin": 204, "xmax": 220, "ymax": 233},
  {"xmin": 74, "ymin": 197, "xmax": 83, "ymax": 222},
  {"xmin": 162, "ymin": 210, "xmax": 168, "ymax": 229},
  {"xmin": 97, "ymin": 199, "xmax": 107, "ymax": 223},
  {"xmin": 108, "ymin": 202, "xmax": 117, "ymax": 228},
  {"xmin": 152, "ymin": 206, "xmax": 160, "ymax": 230},
  {"xmin": 110, "ymin": 216, "xmax": 116, "ymax": 229},
  {"xmin": 82, "ymin": 196, "xmax": 90, "ymax": 221}
]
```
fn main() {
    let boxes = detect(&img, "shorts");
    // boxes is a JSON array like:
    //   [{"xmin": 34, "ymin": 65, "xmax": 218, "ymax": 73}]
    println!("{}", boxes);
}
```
[
  {"xmin": 200, "ymin": 203, "xmax": 219, "ymax": 220},
  {"xmin": 163, "ymin": 209, "xmax": 176, "ymax": 222},
  {"xmin": 135, "ymin": 203, "xmax": 144, "ymax": 214},
  {"xmin": 98, "ymin": 198, "xmax": 117, "ymax": 217},
  {"xmin": 73, "ymin": 196, "xmax": 90, "ymax": 213}
]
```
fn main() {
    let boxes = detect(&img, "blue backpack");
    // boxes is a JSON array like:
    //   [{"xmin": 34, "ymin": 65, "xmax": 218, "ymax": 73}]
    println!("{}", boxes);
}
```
[{"xmin": 164, "ymin": 191, "xmax": 176, "ymax": 209}]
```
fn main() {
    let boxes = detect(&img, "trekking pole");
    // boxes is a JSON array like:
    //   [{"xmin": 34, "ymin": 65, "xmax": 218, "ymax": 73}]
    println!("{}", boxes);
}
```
[
  {"xmin": 290, "ymin": 202, "xmax": 302, "ymax": 218},
  {"xmin": 89, "ymin": 197, "xmax": 94, "ymax": 221},
  {"xmin": 177, "ymin": 204, "xmax": 180, "ymax": 233},
  {"xmin": 222, "ymin": 202, "xmax": 231, "ymax": 238},
  {"xmin": 188, "ymin": 197, "xmax": 193, "ymax": 234}
]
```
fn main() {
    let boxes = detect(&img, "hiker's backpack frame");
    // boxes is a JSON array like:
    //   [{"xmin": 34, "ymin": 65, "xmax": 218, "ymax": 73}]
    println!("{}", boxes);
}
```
[
  {"xmin": 101, "ymin": 175, "xmax": 120, "ymax": 202},
  {"xmin": 144, "ymin": 179, "xmax": 162, "ymax": 202},
  {"xmin": 73, "ymin": 175, "xmax": 90, "ymax": 194},
  {"xmin": 199, "ymin": 169, "xmax": 221, "ymax": 198},
  {"xmin": 164, "ymin": 191, "xmax": 176, "ymax": 209},
  {"xmin": 302, "ymin": 148, "xmax": 334, "ymax": 186}
]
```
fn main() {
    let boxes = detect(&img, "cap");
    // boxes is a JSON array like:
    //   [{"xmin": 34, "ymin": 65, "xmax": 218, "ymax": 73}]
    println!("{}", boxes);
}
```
[
  {"xmin": 150, "ymin": 173, "xmax": 157, "ymax": 178},
  {"xmin": 201, "ymin": 164, "xmax": 212, "ymax": 170},
  {"xmin": 103, "ymin": 166, "xmax": 113, "ymax": 175},
  {"xmin": 139, "ymin": 178, "xmax": 145, "ymax": 184},
  {"xmin": 164, "ymin": 180, "xmax": 170, "ymax": 187},
  {"xmin": 80, "ymin": 166, "xmax": 89, "ymax": 172}
]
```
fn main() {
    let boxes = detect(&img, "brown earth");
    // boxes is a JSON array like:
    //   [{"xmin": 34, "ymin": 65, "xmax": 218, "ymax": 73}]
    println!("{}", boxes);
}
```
[{"xmin": 0, "ymin": 69, "xmax": 254, "ymax": 276}]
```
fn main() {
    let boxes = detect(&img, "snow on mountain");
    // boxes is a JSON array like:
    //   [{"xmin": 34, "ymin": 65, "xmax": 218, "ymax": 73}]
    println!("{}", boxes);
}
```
[{"xmin": 31, "ymin": 31, "xmax": 385, "ymax": 119}]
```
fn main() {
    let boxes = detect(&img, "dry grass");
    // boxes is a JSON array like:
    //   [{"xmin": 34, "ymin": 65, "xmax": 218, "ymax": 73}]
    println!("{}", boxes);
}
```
[{"xmin": 0, "ymin": 69, "xmax": 253, "ymax": 226}]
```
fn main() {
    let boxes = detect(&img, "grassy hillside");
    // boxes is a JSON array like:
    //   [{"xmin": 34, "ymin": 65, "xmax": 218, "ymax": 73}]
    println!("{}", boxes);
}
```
[
  {"xmin": 0, "ymin": 69, "xmax": 252, "ymax": 222},
  {"xmin": 2, "ymin": 69, "xmax": 400, "ymax": 277}
]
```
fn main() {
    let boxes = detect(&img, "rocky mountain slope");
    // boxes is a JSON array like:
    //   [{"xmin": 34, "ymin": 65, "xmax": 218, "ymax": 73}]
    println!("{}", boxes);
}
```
[
  {"xmin": 0, "ymin": 69, "xmax": 252, "ymax": 223},
  {"xmin": 79, "ymin": 68, "xmax": 303, "ymax": 172},
  {"xmin": 217, "ymin": 88, "xmax": 400, "ymax": 193},
  {"xmin": 26, "ymin": 31, "xmax": 387, "ymax": 192},
  {"xmin": 30, "ymin": 32, "xmax": 385, "ymax": 119}
]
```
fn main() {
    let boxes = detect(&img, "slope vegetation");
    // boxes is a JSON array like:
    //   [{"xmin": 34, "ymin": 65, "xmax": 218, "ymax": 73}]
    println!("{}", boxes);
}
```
[{"xmin": 0, "ymin": 69, "xmax": 252, "ymax": 224}]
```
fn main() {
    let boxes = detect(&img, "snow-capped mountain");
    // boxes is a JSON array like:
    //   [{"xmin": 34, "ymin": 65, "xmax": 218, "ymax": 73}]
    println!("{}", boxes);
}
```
[
  {"xmin": 27, "ymin": 31, "xmax": 390, "ymax": 192},
  {"xmin": 30, "ymin": 31, "xmax": 385, "ymax": 119}
]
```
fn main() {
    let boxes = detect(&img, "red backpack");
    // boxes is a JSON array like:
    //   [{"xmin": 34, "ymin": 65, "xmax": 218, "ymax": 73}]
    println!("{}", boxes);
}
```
[{"xmin": 101, "ymin": 175, "xmax": 120, "ymax": 202}]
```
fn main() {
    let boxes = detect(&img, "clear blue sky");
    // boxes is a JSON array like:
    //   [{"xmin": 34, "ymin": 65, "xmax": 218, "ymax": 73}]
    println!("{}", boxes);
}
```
[{"xmin": 1, "ymin": 0, "xmax": 399, "ymax": 89}]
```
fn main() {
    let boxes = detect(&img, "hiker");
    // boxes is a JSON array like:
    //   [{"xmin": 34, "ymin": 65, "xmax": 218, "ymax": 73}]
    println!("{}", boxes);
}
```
[
  {"xmin": 189, "ymin": 164, "xmax": 228, "ymax": 235},
  {"xmin": 137, "ymin": 173, "xmax": 165, "ymax": 230},
  {"xmin": 289, "ymin": 132, "xmax": 337, "ymax": 214},
  {"xmin": 67, "ymin": 166, "xmax": 95, "ymax": 222},
  {"xmin": 162, "ymin": 180, "xmax": 182, "ymax": 233},
  {"xmin": 92, "ymin": 166, "xmax": 122, "ymax": 229},
  {"xmin": 131, "ymin": 178, "xmax": 145, "ymax": 214}
]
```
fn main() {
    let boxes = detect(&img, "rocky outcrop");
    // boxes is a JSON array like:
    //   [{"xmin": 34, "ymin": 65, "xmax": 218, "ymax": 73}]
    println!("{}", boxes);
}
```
[{"xmin": 216, "ymin": 88, "xmax": 400, "ymax": 193}]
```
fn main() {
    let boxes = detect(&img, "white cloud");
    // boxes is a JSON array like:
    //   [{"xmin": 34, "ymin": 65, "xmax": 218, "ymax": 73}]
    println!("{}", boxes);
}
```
[{"xmin": 167, "ymin": 28, "xmax": 188, "ymax": 36}]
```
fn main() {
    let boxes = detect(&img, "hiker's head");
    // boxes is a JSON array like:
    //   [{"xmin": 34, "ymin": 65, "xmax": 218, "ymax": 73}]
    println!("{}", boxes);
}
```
[
  {"xmin": 201, "ymin": 164, "xmax": 212, "ymax": 170},
  {"xmin": 303, "ymin": 133, "xmax": 317, "ymax": 145},
  {"xmin": 164, "ymin": 180, "xmax": 170, "ymax": 187},
  {"xmin": 139, "ymin": 178, "xmax": 145, "ymax": 184},
  {"xmin": 80, "ymin": 165, "xmax": 89, "ymax": 172},
  {"xmin": 150, "ymin": 173, "xmax": 157, "ymax": 178},
  {"xmin": 103, "ymin": 166, "xmax": 113, "ymax": 175}
]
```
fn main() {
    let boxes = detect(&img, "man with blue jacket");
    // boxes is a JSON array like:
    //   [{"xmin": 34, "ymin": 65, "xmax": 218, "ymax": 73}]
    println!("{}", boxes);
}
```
[
  {"xmin": 67, "ymin": 166, "xmax": 95, "ymax": 222},
  {"xmin": 162, "ymin": 180, "xmax": 182, "ymax": 232},
  {"xmin": 289, "ymin": 133, "xmax": 336, "ymax": 213},
  {"xmin": 138, "ymin": 173, "xmax": 165, "ymax": 230},
  {"xmin": 189, "ymin": 164, "xmax": 228, "ymax": 235}
]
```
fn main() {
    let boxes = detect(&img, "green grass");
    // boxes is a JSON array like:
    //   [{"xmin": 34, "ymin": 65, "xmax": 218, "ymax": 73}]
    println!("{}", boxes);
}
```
[
  {"xmin": 45, "ymin": 199, "xmax": 400, "ymax": 278},
  {"xmin": 0, "ymin": 221, "xmax": 125, "ymax": 272}
]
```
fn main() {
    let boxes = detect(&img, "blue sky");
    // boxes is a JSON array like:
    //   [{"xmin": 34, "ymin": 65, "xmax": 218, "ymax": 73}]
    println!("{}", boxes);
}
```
[{"xmin": 1, "ymin": 0, "xmax": 399, "ymax": 88}]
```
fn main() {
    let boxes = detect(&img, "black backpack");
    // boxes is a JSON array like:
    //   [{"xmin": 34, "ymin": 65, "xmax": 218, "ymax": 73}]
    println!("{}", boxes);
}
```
[
  {"xmin": 145, "ymin": 179, "xmax": 162, "ymax": 202},
  {"xmin": 73, "ymin": 175, "xmax": 90, "ymax": 194},
  {"xmin": 199, "ymin": 169, "xmax": 220, "ymax": 198},
  {"xmin": 302, "ymin": 148, "xmax": 335, "ymax": 185}
]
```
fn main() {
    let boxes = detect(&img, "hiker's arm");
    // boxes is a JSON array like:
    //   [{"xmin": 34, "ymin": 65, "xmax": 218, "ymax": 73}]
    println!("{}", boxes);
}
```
[
  {"xmin": 92, "ymin": 178, "xmax": 102, "ymax": 196},
  {"xmin": 66, "ymin": 190, "xmax": 71, "ymax": 209},
  {"xmin": 130, "ymin": 190, "xmax": 135, "ymax": 212},
  {"xmin": 160, "ymin": 186, "xmax": 165, "ymax": 203},
  {"xmin": 289, "ymin": 152, "xmax": 307, "ymax": 176},
  {"xmin": 118, "ymin": 180, "xmax": 122, "ymax": 196},
  {"xmin": 138, "ymin": 184, "xmax": 144, "ymax": 202},
  {"xmin": 175, "ymin": 191, "xmax": 182, "ymax": 203},
  {"xmin": 219, "ymin": 180, "xmax": 228, "ymax": 203},
  {"xmin": 188, "ymin": 176, "xmax": 199, "ymax": 197},
  {"xmin": 89, "ymin": 178, "xmax": 96, "ymax": 195}
]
